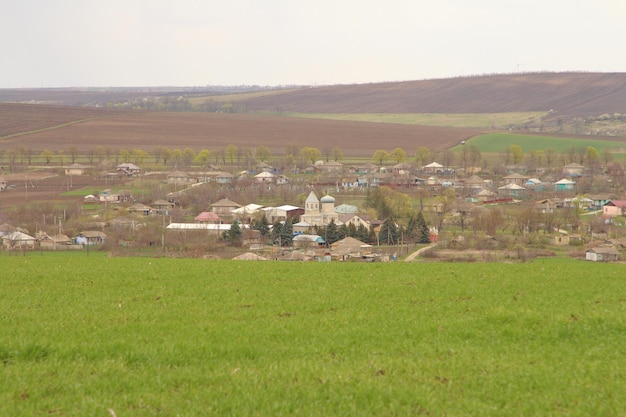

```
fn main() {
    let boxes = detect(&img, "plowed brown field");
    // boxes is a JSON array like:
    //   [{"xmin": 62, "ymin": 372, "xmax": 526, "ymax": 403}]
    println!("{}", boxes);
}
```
[
  {"xmin": 0, "ymin": 171, "xmax": 118, "ymax": 207},
  {"xmin": 0, "ymin": 103, "xmax": 129, "ymax": 137},
  {"xmin": 240, "ymin": 72, "xmax": 626, "ymax": 118},
  {"xmin": 1, "ymin": 109, "xmax": 482, "ymax": 156}
]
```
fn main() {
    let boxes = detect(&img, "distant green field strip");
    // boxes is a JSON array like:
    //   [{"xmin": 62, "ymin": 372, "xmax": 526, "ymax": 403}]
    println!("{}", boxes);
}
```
[
  {"xmin": 188, "ymin": 89, "xmax": 301, "ymax": 105},
  {"xmin": 287, "ymin": 112, "xmax": 547, "ymax": 128},
  {"xmin": 464, "ymin": 133, "xmax": 626, "ymax": 153},
  {"xmin": 60, "ymin": 188, "xmax": 101, "ymax": 197}
]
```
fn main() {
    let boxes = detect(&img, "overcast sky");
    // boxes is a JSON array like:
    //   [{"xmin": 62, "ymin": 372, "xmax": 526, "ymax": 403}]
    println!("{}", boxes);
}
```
[{"xmin": 2, "ymin": 0, "xmax": 625, "ymax": 88}]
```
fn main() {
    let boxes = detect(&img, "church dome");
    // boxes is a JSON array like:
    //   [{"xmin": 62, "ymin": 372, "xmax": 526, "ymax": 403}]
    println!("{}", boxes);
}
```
[{"xmin": 320, "ymin": 195, "xmax": 335, "ymax": 203}]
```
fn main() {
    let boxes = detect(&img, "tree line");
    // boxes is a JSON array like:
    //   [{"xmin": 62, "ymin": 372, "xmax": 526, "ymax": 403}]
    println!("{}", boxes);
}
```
[{"xmin": 0, "ymin": 142, "xmax": 617, "ymax": 176}]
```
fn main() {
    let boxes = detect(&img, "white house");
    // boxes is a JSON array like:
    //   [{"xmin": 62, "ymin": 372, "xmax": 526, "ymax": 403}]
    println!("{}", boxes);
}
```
[
  {"xmin": 254, "ymin": 171, "xmax": 275, "ymax": 183},
  {"xmin": 562, "ymin": 163, "xmax": 585, "ymax": 177},
  {"xmin": 262, "ymin": 205, "xmax": 304, "ymax": 223},
  {"xmin": 293, "ymin": 234, "xmax": 325, "ymax": 247},
  {"xmin": 338, "ymin": 213, "xmax": 374, "ymax": 231},
  {"xmin": 498, "ymin": 183, "xmax": 526, "ymax": 198},
  {"xmin": 76, "ymin": 231, "xmax": 107, "ymax": 245},
  {"xmin": 2, "ymin": 231, "xmax": 37, "ymax": 248},
  {"xmin": 422, "ymin": 162, "xmax": 444, "ymax": 174},
  {"xmin": 554, "ymin": 178, "xmax": 576, "ymax": 191},
  {"xmin": 586, "ymin": 247, "xmax": 620, "ymax": 262},
  {"xmin": 64, "ymin": 163, "xmax": 90, "ymax": 176},
  {"xmin": 117, "ymin": 163, "xmax": 141, "ymax": 176},
  {"xmin": 167, "ymin": 171, "xmax": 196, "ymax": 185}
]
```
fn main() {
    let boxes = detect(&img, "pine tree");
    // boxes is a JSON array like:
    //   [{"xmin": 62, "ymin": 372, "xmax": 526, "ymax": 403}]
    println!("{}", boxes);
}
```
[
  {"xmin": 325, "ymin": 219, "xmax": 339, "ymax": 245},
  {"xmin": 338, "ymin": 223, "xmax": 349, "ymax": 241},
  {"xmin": 416, "ymin": 211, "xmax": 431, "ymax": 244},
  {"xmin": 367, "ymin": 226, "xmax": 378, "ymax": 245},
  {"xmin": 406, "ymin": 213, "xmax": 418, "ymax": 241},
  {"xmin": 280, "ymin": 220, "xmax": 293, "ymax": 247},
  {"xmin": 271, "ymin": 221, "xmax": 283, "ymax": 246},
  {"xmin": 379, "ymin": 218, "xmax": 399, "ymax": 245},
  {"xmin": 223, "ymin": 221, "xmax": 243, "ymax": 246},
  {"xmin": 356, "ymin": 224, "xmax": 369, "ymax": 242},
  {"xmin": 254, "ymin": 215, "xmax": 270, "ymax": 237}
]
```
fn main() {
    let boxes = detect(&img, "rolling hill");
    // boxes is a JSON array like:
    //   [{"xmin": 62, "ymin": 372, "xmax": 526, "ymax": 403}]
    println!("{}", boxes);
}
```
[
  {"xmin": 238, "ymin": 72, "xmax": 626, "ymax": 118},
  {"xmin": 1, "ymin": 72, "xmax": 626, "ymax": 158}
]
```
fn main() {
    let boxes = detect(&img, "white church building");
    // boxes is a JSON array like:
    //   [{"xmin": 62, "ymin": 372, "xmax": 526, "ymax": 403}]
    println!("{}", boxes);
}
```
[{"xmin": 297, "ymin": 191, "xmax": 340, "ymax": 228}]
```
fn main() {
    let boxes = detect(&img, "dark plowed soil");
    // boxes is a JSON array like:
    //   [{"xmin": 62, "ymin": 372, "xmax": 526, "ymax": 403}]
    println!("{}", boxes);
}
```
[
  {"xmin": 1, "ymin": 111, "xmax": 482, "ymax": 156},
  {"xmin": 240, "ymin": 72, "xmax": 626, "ymax": 118}
]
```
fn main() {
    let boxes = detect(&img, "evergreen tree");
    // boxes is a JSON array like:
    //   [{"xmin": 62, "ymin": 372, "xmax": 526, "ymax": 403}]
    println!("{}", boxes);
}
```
[
  {"xmin": 416, "ymin": 211, "xmax": 431, "ymax": 244},
  {"xmin": 223, "ymin": 221, "xmax": 243, "ymax": 246},
  {"xmin": 406, "ymin": 213, "xmax": 418, "ymax": 241},
  {"xmin": 280, "ymin": 220, "xmax": 293, "ymax": 247},
  {"xmin": 271, "ymin": 221, "xmax": 283, "ymax": 246},
  {"xmin": 347, "ymin": 223, "xmax": 357, "ymax": 238},
  {"xmin": 379, "ymin": 218, "xmax": 399, "ymax": 245},
  {"xmin": 356, "ymin": 224, "xmax": 369, "ymax": 242},
  {"xmin": 367, "ymin": 227, "xmax": 378, "ymax": 245},
  {"xmin": 252, "ymin": 215, "xmax": 270, "ymax": 237},
  {"xmin": 271, "ymin": 220, "xmax": 293, "ymax": 247},
  {"xmin": 338, "ymin": 223, "xmax": 349, "ymax": 241},
  {"xmin": 325, "ymin": 219, "xmax": 340, "ymax": 245}
]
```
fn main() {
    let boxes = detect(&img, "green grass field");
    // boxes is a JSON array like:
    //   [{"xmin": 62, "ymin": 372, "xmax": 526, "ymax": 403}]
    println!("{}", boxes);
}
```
[
  {"xmin": 286, "ymin": 112, "xmax": 547, "ymax": 129},
  {"xmin": 188, "ymin": 89, "xmax": 299, "ymax": 106},
  {"xmin": 1, "ymin": 254, "xmax": 625, "ymax": 416},
  {"xmin": 461, "ymin": 133, "xmax": 626, "ymax": 154},
  {"xmin": 60, "ymin": 188, "xmax": 103, "ymax": 197}
]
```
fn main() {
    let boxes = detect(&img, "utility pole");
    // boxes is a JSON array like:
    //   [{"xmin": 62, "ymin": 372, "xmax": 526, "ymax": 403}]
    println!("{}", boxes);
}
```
[{"xmin": 162, "ymin": 213, "xmax": 166, "ymax": 253}]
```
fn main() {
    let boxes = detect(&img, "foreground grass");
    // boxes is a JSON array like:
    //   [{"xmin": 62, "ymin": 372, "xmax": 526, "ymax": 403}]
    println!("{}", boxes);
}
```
[{"xmin": 1, "ymin": 255, "xmax": 625, "ymax": 416}]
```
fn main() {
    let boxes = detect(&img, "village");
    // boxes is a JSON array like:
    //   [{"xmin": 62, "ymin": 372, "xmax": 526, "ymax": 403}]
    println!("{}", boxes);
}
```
[
  {"xmin": 2, "ymin": 152, "xmax": 626, "ymax": 263},
  {"xmin": 4, "ymin": 3, "xmax": 626, "ymax": 412}
]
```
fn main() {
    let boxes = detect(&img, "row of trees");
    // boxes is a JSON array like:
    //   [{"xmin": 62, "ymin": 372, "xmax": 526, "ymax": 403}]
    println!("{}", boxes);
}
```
[
  {"xmin": 501, "ymin": 145, "xmax": 614, "ymax": 170},
  {"xmin": 0, "ymin": 141, "xmax": 617, "ymax": 171},
  {"xmin": 1, "ymin": 142, "xmax": 620, "ymax": 185},
  {"xmin": 371, "ymin": 146, "xmax": 467, "ymax": 168},
  {"xmin": 0, "ymin": 143, "xmax": 450, "ymax": 171}
]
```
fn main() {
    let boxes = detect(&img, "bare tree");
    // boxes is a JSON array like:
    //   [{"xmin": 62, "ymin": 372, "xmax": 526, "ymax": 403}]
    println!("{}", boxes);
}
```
[
  {"xmin": 469, "ymin": 145, "xmax": 482, "ymax": 171},
  {"xmin": 441, "ymin": 149, "xmax": 455, "ymax": 169},
  {"xmin": 68, "ymin": 146, "xmax": 79, "ymax": 164},
  {"xmin": 41, "ymin": 149, "xmax": 55, "ymax": 165},
  {"xmin": 322, "ymin": 147, "xmax": 332, "ymax": 162},
  {"xmin": 414, "ymin": 146, "xmax": 431, "ymax": 166},
  {"xmin": 544, "ymin": 148, "xmax": 557, "ymax": 168},
  {"xmin": 225, "ymin": 144, "xmax": 238, "ymax": 165},
  {"xmin": 152, "ymin": 146, "xmax": 163, "ymax": 164},
  {"xmin": 6, "ymin": 149, "xmax": 17, "ymax": 170},
  {"xmin": 331, "ymin": 147, "xmax": 343, "ymax": 162}
]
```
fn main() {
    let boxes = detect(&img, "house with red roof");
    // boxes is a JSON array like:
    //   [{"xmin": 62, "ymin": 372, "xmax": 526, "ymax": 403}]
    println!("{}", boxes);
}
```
[{"xmin": 602, "ymin": 200, "xmax": 626, "ymax": 217}]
